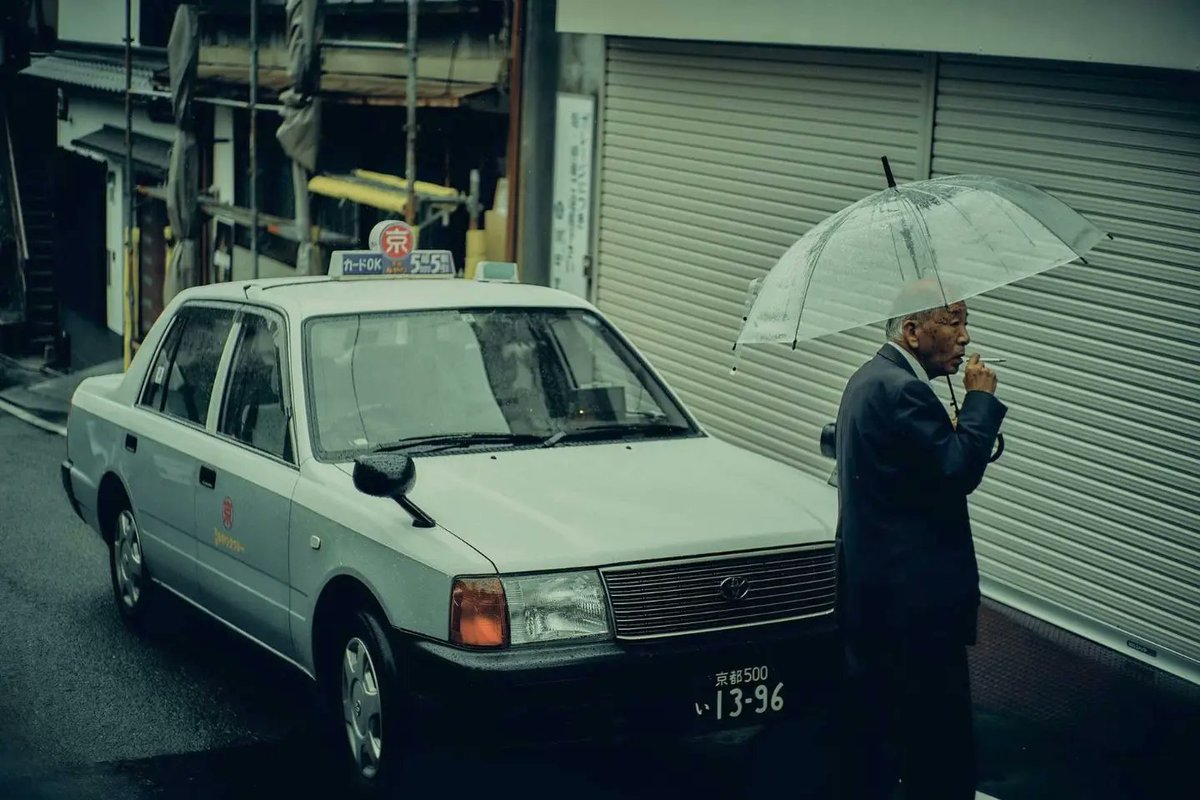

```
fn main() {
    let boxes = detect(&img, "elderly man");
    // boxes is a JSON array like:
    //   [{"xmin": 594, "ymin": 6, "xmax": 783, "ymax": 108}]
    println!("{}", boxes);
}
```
[{"xmin": 835, "ymin": 290, "xmax": 1006, "ymax": 800}]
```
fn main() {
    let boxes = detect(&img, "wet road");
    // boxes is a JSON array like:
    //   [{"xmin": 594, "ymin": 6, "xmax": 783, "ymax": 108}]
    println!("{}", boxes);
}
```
[{"xmin": 0, "ymin": 413, "xmax": 819, "ymax": 799}]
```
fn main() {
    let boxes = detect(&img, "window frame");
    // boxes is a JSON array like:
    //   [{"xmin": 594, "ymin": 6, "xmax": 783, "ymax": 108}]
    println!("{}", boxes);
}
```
[{"xmin": 136, "ymin": 302, "xmax": 239, "ymax": 432}]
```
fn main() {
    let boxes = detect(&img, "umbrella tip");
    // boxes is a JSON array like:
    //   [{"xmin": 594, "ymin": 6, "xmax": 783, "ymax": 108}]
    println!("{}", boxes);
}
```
[{"xmin": 881, "ymin": 156, "xmax": 896, "ymax": 189}]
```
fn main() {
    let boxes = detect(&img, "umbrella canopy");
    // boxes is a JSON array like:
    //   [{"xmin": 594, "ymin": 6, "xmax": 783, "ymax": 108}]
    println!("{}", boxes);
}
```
[{"xmin": 736, "ymin": 160, "xmax": 1109, "ymax": 349}]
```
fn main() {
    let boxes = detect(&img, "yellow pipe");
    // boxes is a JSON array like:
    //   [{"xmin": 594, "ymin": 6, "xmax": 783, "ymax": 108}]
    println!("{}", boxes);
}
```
[
  {"xmin": 132, "ymin": 226, "xmax": 141, "ymax": 344},
  {"xmin": 123, "ymin": 235, "xmax": 132, "ymax": 370},
  {"xmin": 308, "ymin": 175, "xmax": 409, "ymax": 214},
  {"xmin": 353, "ymin": 169, "xmax": 460, "ymax": 199}
]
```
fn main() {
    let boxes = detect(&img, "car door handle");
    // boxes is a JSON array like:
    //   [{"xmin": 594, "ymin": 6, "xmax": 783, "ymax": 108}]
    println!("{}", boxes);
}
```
[
  {"xmin": 124, "ymin": 434, "xmax": 138, "ymax": 453},
  {"xmin": 198, "ymin": 465, "xmax": 217, "ymax": 489}
]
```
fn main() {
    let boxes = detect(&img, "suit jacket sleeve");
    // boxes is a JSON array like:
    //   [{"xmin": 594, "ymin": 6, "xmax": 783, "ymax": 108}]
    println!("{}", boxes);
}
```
[{"xmin": 893, "ymin": 383, "xmax": 1008, "ymax": 496}]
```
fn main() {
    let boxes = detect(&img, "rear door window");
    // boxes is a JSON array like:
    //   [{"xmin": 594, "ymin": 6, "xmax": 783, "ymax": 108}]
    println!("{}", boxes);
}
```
[{"xmin": 155, "ymin": 306, "xmax": 236, "ymax": 426}]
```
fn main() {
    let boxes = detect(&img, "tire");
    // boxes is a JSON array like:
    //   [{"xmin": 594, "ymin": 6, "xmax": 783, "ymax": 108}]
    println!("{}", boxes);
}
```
[
  {"xmin": 329, "ymin": 607, "xmax": 409, "ymax": 796},
  {"xmin": 109, "ymin": 499, "xmax": 156, "ymax": 626}
]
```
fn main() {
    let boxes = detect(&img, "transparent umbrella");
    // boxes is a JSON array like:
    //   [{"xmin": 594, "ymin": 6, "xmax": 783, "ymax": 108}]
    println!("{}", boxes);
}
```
[
  {"xmin": 735, "ymin": 158, "xmax": 1109, "ymax": 350},
  {"xmin": 734, "ymin": 158, "xmax": 1111, "ymax": 463}
]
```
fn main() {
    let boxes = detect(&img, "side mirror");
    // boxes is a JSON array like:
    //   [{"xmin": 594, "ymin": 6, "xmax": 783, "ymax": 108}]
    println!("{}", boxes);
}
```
[
  {"xmin": 353, "ymin": 453, "xmax": 417, "ymax": 498},
  {"xmin": 352, "ymin": 454, "xmax": 435, "ymax": 528},
  {"xmin": 820, "ymin": 423, "xmax": 836, "ymax": 459}
]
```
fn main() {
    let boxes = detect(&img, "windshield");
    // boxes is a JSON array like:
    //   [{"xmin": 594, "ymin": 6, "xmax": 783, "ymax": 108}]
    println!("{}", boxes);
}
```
[{"xmin": 304, "ymin": 307, "xmax": 696, "ymax": 458}]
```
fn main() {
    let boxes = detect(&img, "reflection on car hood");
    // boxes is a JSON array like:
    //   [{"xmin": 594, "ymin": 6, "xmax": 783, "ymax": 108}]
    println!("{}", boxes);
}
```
[{"xmin": 337, "ymin": 437, "xmax": 836, "ymax": 573}]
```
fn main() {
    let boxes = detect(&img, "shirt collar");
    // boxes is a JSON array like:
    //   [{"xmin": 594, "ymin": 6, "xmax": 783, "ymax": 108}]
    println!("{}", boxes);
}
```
[{"xmin": 886, "ymin": 341, "xmax": 930, "ymax": 384}]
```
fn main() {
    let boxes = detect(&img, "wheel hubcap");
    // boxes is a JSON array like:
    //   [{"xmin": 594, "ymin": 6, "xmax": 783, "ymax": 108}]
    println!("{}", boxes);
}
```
[
  {"xmin": 341, "ymin": 637, "xmax": 383, "ymax": 778},
  {"xmin": 115, "ymin": 510, "xmax": 143, "ymax": 608}
]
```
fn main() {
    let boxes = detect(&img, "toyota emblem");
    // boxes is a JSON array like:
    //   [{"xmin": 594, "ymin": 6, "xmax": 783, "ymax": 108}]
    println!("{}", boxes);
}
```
[{"xmin": 719, "ymin": 575, "xmax": 750, "ymax": 602}]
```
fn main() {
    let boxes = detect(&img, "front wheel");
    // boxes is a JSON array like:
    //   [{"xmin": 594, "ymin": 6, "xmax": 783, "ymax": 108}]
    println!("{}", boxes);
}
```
[{"xmin": 333, "ymin": 608, "xmax": 409, "ymax": 795}]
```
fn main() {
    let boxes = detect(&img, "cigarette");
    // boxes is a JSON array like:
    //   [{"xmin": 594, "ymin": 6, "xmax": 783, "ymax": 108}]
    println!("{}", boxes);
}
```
[{"xmin": 979, "ymin": 358, "xmax": 1007, "ymax": 364}]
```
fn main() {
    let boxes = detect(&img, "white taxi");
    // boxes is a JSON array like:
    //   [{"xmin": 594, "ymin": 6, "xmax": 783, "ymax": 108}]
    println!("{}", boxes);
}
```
[{"xmin": 61, "ymin": 246, "xmax": 841, "ymax": 793}]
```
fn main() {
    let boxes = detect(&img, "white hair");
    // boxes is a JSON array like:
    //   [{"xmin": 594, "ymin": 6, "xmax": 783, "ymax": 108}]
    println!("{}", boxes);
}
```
[{"xmin": 885, "ymin": 308, "xmax": 939, "ymax": 342}]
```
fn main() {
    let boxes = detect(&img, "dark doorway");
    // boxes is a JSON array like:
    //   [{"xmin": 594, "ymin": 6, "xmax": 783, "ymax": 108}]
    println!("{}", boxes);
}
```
[{"xmin": 53, "ymin": 153, "xmax": 106, "ymax": 327}]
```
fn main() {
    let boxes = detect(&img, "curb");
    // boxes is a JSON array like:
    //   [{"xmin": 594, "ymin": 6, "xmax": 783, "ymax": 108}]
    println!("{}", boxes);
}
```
[{"xmin": 0, "ymin": 396, "xmax": 67, "ymax": 436}]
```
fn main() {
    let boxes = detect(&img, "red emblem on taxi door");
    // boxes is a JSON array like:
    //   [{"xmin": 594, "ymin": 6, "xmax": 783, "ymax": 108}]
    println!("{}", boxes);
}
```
[{"xmin": 222, "ymin": 497, "xmax": 234, "ymax": 530}]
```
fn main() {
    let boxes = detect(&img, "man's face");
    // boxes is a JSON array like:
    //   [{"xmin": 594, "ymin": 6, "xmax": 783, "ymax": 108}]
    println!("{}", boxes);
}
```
[{"xmin": 904, "ymin": 301, "xmax": 970, "ymax": 378}]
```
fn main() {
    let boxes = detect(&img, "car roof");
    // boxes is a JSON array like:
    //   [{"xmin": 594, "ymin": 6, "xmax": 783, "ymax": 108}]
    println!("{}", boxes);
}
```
[{"xmin": 172, "ymin": 275, "xmax": 595, "ymax": 320}]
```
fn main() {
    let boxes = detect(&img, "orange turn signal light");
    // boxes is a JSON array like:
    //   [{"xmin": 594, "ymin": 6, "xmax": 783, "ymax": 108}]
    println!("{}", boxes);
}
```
[{"xmin": 450, "ymin": 577, "xmax": 508, "ymax": 648}]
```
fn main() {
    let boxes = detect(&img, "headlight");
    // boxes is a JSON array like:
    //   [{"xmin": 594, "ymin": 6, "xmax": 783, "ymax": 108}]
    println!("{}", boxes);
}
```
[{"xmin": 502, "ymin": 571, "xmax": 611, "ymax": 645}]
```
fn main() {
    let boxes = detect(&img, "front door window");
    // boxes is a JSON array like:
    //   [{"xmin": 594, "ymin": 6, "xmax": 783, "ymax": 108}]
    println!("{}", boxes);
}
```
[{"xmin": 219, "ymin": 310, "xmax": 293, "ymax": 462}]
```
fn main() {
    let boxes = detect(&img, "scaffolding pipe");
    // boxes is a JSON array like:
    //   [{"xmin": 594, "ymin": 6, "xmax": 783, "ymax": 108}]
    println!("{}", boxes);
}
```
[
  {"xmin": 123, "ymin": 0, "xmax": 134, "ymax": 368},
  {"xmin": 504, "ymin": 0, "xmax": 523, "ymax": 262},
  {"xmin": 250, "ymin": 0, "xmax": 260, "ymax": 278},
  {"xmin": 322, "ymin": 38, "xmax": 408, "ymax": 52},
  {"xmin": 405, "ymin": 0, "xmax": 418, "ymax": 224},
  {"xmin": 292, "ymin": 161, "xmax": 310, "ymax": 267}
]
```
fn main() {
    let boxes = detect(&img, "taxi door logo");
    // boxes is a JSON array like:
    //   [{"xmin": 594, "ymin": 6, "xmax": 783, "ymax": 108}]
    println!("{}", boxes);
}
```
[{"xmin": 215, "ymin": 498, "xmax": 245, "ymax": 554}]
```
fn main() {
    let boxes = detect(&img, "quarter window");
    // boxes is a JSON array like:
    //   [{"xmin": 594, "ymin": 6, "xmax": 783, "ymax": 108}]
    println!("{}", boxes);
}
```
[{"xmin": 140, "ymin": 316, "xmax": 186, "ymax": 410}]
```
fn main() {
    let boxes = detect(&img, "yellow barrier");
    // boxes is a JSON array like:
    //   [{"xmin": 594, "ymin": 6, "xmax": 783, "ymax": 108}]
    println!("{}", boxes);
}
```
[
  {"xmin": 122, "ymin": 227, "xmax": 141, "ymax": 371},
  {"xmin": 465, "ymin": 229, "xmax": 486, "ymax": 279}
]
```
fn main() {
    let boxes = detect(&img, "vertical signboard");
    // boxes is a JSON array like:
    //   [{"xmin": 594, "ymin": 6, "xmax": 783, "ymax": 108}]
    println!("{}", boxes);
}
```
[{"xmin": 550, "ymin": 93, "xmax": 595, "ymax": 299}]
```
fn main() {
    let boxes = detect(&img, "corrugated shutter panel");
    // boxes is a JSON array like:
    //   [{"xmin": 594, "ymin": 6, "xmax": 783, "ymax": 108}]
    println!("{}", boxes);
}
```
[
  {"xmin": 931, "ymin": 56, "xmax": 1200, "ymax": 674},
  {"xmin": 596, "ymin": 39, "xmax": 930, "ymax": 476}
]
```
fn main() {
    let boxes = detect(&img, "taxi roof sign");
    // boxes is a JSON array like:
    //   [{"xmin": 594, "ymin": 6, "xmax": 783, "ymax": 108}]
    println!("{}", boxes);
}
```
[{"xmin": 330, "ymin": 249, "xmax": 456, "ymax": 279}]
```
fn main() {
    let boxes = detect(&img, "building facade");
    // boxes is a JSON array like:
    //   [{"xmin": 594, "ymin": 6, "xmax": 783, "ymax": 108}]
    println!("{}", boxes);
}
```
[
  {"xmin": 11, "ymin": 0, "xmax": 515, "ymax": 369},
  {"xmin": 544, "ymin": 0, "xmax": 1200, "ymax": 683}
]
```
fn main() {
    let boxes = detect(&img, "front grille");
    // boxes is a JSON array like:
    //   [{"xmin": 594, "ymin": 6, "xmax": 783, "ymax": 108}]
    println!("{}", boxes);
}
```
[{"xmin": 601, "ymin": 547, "xmax": 836, "ymax": 640}]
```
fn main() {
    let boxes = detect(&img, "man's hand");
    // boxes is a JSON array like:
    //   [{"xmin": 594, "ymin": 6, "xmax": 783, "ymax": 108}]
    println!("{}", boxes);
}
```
[{"xmin": 963, "ymin": 354, "xmax": 998, "ymax": 394}]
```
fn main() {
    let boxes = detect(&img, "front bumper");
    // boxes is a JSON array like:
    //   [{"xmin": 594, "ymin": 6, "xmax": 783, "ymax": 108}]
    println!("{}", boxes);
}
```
[{"xmin": 402, "ymin": 613, "xmax": 842, "ymax": 745}]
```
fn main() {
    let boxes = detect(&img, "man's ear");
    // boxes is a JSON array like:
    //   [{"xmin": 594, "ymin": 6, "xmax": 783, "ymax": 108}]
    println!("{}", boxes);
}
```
[{"xmin": 902, "ymin": 319, "xmax": 921, "ymax": 349}]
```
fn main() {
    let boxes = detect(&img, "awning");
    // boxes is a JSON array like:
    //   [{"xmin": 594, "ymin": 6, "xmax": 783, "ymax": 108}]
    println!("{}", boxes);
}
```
[
  {"xmin": 71, "ymin": 126, "xmax": 173, "ymax": 174},
  {"xmin": 308, "ymin": 170, "xmax": 464, "ymax": 215},
  {"xmin": 22, "ymin": 53, "xmax": 157, "ymax": 94}
]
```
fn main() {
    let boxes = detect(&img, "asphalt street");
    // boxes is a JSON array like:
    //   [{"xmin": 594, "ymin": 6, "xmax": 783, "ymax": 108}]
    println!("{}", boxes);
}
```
[{"xmin": 0, "ymin": 412, "xmax": 815, "ymax": 800}]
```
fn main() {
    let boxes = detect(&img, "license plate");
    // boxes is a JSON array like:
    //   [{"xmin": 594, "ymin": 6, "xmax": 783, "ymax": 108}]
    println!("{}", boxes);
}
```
[{"xmin": 693, "ymin": 664, "xmax": 784, "ymax": 722}]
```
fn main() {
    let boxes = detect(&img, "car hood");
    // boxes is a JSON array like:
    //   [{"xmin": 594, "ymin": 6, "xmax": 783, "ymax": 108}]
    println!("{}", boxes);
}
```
[{"xmin": 337, "ymin": 436, "xmax": 837, "ymax": 574}]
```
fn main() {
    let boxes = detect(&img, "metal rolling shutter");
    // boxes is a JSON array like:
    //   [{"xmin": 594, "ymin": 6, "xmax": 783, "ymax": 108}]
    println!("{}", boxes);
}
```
[
  {"xmin": 596, "ymin": 39, "xmax": 930, "ymax": 477},
  {"xmin": 931, "ymin": 56, "xmax": 1200, "ymax": 678}
]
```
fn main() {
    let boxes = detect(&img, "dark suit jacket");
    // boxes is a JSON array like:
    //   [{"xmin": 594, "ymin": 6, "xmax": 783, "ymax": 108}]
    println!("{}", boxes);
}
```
[{"xmin": 835, "ymin": 345, "xmax": 1007, "ymax": 645}]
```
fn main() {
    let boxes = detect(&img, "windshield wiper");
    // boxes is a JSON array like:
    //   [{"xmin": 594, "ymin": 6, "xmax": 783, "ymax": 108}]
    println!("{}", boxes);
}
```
[
  {"xmin": 372, "ymin": 432, "xmax": 548, "ymax": 454},
  {"xmin": 541, "ymin": 422, "xmax": 692, "ymax": 447}
]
